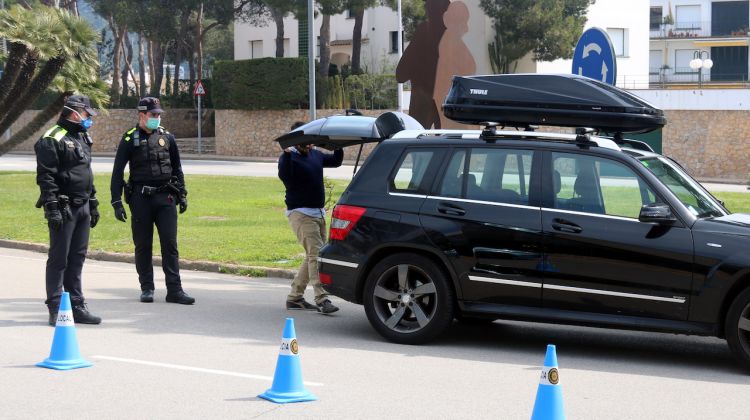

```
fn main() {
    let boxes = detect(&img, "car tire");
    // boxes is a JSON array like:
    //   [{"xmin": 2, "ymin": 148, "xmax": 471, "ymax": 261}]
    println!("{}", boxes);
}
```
[
  {"xmin": 363, "ymin": 253, "xmax": 454, "ymax": 344},
  {"xmin": 725, "ymin": 287, "xmax": 750, "ymax": 371}
]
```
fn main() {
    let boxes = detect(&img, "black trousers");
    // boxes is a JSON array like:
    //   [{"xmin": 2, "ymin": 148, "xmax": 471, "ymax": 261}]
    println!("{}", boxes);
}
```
[
  {"xmin": 45, "ymin": 203, "xmax": 90, "ymax": 309},
  {"xmin": 129, "ymin": 189, "xmax": 182, "ymax": 292}
]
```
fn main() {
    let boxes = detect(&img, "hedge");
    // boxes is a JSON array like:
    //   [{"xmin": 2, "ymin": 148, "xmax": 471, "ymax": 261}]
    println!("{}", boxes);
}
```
[{"xmin": 212, "ymin": 58, "xmax": 308, "ymax": 110}]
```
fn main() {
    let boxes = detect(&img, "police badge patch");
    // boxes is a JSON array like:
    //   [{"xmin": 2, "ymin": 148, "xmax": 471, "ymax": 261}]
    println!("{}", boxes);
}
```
[{"xmin": 158, "ymin": 137, "xmax": 166, "ymax": 147}]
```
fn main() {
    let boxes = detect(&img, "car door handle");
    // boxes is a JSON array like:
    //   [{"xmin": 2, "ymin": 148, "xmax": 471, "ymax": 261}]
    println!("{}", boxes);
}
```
[
  {"xmin": 552, "ymin": 218, "xmax": 582, "ymax": 233},
  {"xmin": 437, "ymin": 203, "xmax": 466, "ymax": 216}
]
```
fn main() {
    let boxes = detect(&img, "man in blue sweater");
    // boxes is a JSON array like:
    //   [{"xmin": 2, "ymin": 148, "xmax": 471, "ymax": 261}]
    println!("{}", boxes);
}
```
[{"xmin": 278, "ymin": 123, "xmax": 344, "ymax": 314}]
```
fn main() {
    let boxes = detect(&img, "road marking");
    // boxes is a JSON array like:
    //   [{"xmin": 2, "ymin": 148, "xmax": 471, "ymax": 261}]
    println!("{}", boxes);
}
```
[
  {"xmin": 0, "ymin": 255, "xmax": 46, "ymax": 262},
  {"xmin": 92, "ymin": 355, "xmax": 324, "ymax": 386}
]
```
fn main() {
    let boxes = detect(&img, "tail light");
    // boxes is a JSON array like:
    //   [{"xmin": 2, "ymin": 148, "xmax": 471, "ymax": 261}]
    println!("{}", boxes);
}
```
[
  {"xmin": 330, "ymin": 205, "xmax": 366, "ymax": 240},
  {"xmin": 319, "ymin": 273, "xmax": 332, "ymax": 285}
]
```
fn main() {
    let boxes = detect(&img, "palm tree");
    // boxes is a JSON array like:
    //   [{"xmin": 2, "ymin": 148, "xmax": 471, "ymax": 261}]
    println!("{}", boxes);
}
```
[
  {"xmin": 0, "ymin": 6, "xmax": 99, "ymax": 142},
  {"xmin": 0, "ymin": 5, "xmax": 101, "ymax": 156},
  {"xmin": 0, "ymin": 60, "xmax": 109, "ymax": 156}
]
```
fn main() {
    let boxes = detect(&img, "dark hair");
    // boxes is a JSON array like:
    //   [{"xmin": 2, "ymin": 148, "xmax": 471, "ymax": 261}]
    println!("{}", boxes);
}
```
[{"xmin": 291, "ymin": 121, "xmax": 306, "ymax": 130}]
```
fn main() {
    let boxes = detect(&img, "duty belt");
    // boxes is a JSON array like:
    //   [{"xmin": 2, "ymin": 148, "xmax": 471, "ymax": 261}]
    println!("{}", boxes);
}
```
[
  {"xmin": 69, "ymin": 197, "xmax": 88, "ymax": 207},
  {"xmin": 140, "ymin": 185, "xmax": 169, "ymax": 196}
]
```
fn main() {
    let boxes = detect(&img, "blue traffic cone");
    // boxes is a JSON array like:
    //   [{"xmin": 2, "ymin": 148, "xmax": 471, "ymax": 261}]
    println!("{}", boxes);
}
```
[
  {"xmin": 531, "ymin": 344, "xmax": 565, "ymax": 420},
  {"xmin": 37, "ymin": 292, "xmax": 92, "ymax": 370},
  {"xmin": 258, "ymin": 318, "xmax": 317, "ymax": 403}
]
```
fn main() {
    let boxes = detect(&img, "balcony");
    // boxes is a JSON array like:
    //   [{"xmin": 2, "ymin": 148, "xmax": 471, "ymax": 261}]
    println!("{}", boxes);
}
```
[
  {"xmin": 643, "ymin": 67, "xmax": 749, "ymax": 88},
  {"xmin": 650, "ymin": 21, "xmax": 750, "ymax": 39}
]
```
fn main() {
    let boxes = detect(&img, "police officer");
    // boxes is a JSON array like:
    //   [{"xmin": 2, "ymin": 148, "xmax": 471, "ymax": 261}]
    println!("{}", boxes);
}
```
[
  {"xmin": 35, "ymin": 95, "xmax": 102, "ymax": 326},
  {"xmin": 110, "ymin": 97, "xmax": 195, "ymax": 305}
]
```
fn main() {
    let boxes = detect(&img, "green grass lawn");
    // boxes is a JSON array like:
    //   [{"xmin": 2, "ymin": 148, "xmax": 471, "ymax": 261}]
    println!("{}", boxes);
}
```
[
  {"xmin": 0, "ymin": 171, "xmax": 349, "ymax": 269},
  {"xmin": 2, "ymin": 170, "xmax": 750, "ymax": 269}
]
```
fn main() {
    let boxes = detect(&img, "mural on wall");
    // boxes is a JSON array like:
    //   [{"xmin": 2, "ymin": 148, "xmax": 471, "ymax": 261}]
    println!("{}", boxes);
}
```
[
  {"xmin": 434, "ymin": 1, "xmax": 476, "ymax": 129},
  {"xmin": 396, "ymin": 0, "xmax": 476, "ymax": 129}
]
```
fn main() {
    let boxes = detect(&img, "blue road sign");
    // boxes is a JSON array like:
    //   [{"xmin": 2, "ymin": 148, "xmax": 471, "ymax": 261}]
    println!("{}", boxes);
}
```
[{"xmin": 572, "ymin": 27, "xmax": 617, "ymax": 85}]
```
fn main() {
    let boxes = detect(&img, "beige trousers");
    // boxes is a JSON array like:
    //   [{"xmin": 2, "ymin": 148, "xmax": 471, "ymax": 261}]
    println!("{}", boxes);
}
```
[{"xmin": 287, "ymin": 211, "xmax": 328, "ymax": 304}]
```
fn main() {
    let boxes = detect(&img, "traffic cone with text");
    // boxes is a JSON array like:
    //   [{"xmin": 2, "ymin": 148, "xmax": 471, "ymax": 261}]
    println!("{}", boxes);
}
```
[
  {"xmin": 530, "ymin": 344, "xmax": 565, "ymax": 420},
  {"xmin": 37, "ymin": 292, "xmax": 92, "ymax": 370},
  {"xmin": 258, "ymin": 318, "xmax": 317, "ymax": 403}
]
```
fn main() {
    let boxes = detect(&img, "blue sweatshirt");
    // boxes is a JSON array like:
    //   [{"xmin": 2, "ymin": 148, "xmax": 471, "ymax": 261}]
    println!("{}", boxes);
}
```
[{"xmin": 278, "ymin": 148, "xmax": 344, "ymax": 210}]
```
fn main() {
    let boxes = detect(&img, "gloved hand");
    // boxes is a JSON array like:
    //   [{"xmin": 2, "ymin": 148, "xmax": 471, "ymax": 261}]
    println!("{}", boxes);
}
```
[
  {"xmin": 178, "ymin": 194, "xmax": 188, "ymax": 214},
  {"xmin": 44, "ymin": 201, "xmax": 64, "ymax": 231},
  {"xmin": 112, "ymin": 200, "xmax": 127, "ymax": 222},
  {"xmin": 89, "ymin": 197, "xmax": 100, "ymax": 228}
]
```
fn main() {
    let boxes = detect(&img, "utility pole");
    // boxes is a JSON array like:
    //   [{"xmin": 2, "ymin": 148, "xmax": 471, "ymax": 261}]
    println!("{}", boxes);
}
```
[
  {"xmin": 308, "ymin": 0, "xmax": 316, "ymax": 120},
  {"xmin": 397, "ymin": 0, "xmax": 403, "ymax": 112}
]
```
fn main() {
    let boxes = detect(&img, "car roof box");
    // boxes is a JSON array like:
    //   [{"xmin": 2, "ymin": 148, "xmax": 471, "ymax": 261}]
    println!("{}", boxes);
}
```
[
  {"xmin": 275, "ymin": 111, "xmax": 423, "ymax": 150},
  {"xmin": 443, "ymin": 74, "xmax": 666, "ymax": 133}
]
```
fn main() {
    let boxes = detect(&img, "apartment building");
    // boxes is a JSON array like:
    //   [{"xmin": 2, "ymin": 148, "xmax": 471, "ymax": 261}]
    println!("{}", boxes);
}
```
[{"xmin": 649, "ymin": 0, "xmax": 750, "ymax": 86}]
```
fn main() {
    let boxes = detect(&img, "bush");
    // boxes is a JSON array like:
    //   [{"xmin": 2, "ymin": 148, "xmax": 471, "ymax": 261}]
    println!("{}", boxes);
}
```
[
  {"xmin": 212, "ymin": 58, "xmax": 308, "ymax": 109},
  {"xmin": 344, "ymin": 74, "xmax": 398, "ymax": 110}
]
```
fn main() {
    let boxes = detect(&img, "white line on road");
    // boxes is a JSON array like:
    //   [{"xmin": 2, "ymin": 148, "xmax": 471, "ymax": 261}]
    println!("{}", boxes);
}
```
[
  {"xmin": 91, "ymin": 355, "xmax": 324, "ymax": 387},
  {"xmin": 0, "ymin": 254, "xmax": 46, "ymax": 262}
]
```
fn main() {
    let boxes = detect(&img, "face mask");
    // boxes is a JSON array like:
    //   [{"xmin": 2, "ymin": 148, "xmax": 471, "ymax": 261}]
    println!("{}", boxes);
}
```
[
  {"xmin": 146, "ymin": 117, "xmax": 160, "ymax": 131},
  {"xmin": 64, "ymin": 105, "xmax": 93, "ymax": 130}
]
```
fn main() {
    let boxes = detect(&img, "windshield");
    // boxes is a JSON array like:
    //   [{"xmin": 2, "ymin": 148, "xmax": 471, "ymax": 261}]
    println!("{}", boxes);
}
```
[{"xmin": 640, "ymin": 157, "xmax": 726, "ymax": 218}]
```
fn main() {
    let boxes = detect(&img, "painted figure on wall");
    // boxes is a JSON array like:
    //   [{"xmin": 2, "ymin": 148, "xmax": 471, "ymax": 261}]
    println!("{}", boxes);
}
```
[
  {"xmin": 396, "ymin": 0, "xmax": 451, "ymax": 129},
  {"xmin": 433, "ymin": 1, "xmax": 475, "ymax": 129}
]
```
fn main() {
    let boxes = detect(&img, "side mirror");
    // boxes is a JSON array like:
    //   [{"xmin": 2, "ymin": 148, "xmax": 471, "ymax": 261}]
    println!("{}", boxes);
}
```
[{"xmin": 639, "ymin": 204, "xmax": 676, "ymax": 224}]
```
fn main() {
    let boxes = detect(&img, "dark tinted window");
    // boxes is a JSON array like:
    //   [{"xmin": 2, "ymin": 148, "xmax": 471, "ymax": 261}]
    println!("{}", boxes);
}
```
[
  {"xmin": 391, "ymin": 150, "xmax": 436, "ymax": 193},
  {"xmin": 438, "ymin": 148, "xmax": 533, "ymax": 205}
]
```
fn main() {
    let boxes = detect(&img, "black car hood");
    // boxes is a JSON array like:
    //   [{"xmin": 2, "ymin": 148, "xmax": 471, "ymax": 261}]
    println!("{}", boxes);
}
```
[{"xmin": 693, "ymin": 213, "xmax": 750, "ymax": 236}]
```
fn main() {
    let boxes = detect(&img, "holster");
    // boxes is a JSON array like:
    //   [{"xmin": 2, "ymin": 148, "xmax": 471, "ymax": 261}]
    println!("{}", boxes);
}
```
[
  {"xmin": 124, "ymin": 182, "xmax": 133, "ymax": 204},
  {"xmin": 58, "ymin": 195, "xmax": 73, "ymax": 221}
]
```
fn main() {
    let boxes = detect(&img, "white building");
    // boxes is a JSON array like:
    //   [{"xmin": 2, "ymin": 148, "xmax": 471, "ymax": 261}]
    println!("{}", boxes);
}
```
[
  {"xmin": 234, "ymin": 0, "xmax": 649, "ymax": 85},
  {"xmin": 648, "ymin": 0, "xmax": 750, "ymax": 86}
]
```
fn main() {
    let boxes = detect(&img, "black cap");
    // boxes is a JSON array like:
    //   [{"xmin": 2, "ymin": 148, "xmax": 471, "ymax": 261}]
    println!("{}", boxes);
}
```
[
  {"xmin": 137, "ymin": 97, "xmax": 164, "ymax": 114},
  {"xmin": 65, "ymin": 95, "xmax": 98, "ymax": 116}
]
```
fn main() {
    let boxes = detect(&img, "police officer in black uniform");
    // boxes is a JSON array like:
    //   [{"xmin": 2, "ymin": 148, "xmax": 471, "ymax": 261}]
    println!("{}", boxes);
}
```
[
  {"xmin": 35, "ymin": 95, "xmax": 102, "ymax": 326},
  {"xmin": 110, "ymin": 97, "xmax": 195, "ymax": 305}
]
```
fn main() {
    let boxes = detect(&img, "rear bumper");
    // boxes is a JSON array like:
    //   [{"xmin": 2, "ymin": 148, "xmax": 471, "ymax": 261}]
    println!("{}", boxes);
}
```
[{"xmin": 318, "ymin": 255, "xmax": 361, "ymax": 303}]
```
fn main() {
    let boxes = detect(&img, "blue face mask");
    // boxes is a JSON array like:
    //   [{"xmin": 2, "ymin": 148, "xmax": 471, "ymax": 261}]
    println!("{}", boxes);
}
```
[
  {"xmin": 146, "ymin": 117, "xmax": 160, "ymax": 131},
  {"xmin": 81, "ymin": 117, "xmax": 93, "ymax": 130}
]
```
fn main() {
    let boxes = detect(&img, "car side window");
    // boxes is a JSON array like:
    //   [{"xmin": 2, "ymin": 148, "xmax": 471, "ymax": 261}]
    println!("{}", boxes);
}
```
[
  {"xmin": 552, "ymin": 153, "xmax": 658, "ymax": 219},
  {"xmin": 467, "ymin": 148, "xmax": 532, "ymax": 205},
  {"xmin": 391, "ymin": 150, "xmax": 436, "ymax": 193},
  {"xmin": 438, "ymin": 150, "xmax": 467, "ymax": 197}
]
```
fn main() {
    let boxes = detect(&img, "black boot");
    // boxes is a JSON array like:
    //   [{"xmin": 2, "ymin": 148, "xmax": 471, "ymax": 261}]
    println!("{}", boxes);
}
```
[
  {"xmin": 165, "ymin": 290, "xmax": 195, "ymax": 305},
  {"xmin": 140, "ymin": 290, "xmax": 154, "ymax": 303},
  {"xmin": 47, "ymin": 305, "xmax": 58, "ymax": 327},
  {"xmin": 72, "ymin": 303, "xmax": 102, "ymax": 325}
]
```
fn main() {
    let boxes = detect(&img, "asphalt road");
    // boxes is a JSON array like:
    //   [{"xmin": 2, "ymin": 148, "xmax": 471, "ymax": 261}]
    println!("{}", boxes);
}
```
[
  {"xmin": 2, "ymin": 247, "xmax": 750, "ymax": 419},
  {"xmin": 2, "ymin": 153, "xmax": 748, "ymax": 192},
  {"xmin": 0, "ymin": 154, "xmax": 358, "ymax": 180}
]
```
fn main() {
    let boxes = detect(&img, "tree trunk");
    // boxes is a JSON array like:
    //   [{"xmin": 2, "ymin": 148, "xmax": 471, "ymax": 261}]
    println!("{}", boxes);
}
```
[
  {"xmin": 196, "ymin": 2, "xmax": 204, "ymax": 80},
  {"xmin": 150, "ymin": 42, "xmax": 165, "ymax": 97},
  {"xmin": 351, "ymin": 8, "xmax": 364, "ymax": 74},
  {"xmin": 271, "ymin": 7, "xmax": 285, "ymax": 57},
  {"xmin": 138, "ymin": 33, "xmax": 147, "ymax": 97},
  {"xmin": 148, "ymin": 39, "xmax": 156, "ymax": 94},
  {"xmin": 0, "ymin": 52, "xmax": 38, "ymax": 122},
  {"xmin": 0, "ymin": 91, "xmax": 68, "ymax": 156},
  {"xmin": 108, "ymin": 16, "xmax": 126, "ymax": 106},
  {"xmin": 188, "ymin": 47, "xmax": 196, "ymax": 89},
  {"xmin": 173, "ymin": 10, "xmax": 190, "ymax": 95},
  {"xmin": 121, "ymin": 32, "xmax": 133, "ymax": 99},
  {"xmin": 318, "ymin": 15, "xmax": 331, "ymax": 107},
  {"xmin": 0, "ymin": 42, "xmax": 29, "ymax": 107},
  {"xmin": 0, "ymin": 56, "xmax": 66, "ymax": 138}
]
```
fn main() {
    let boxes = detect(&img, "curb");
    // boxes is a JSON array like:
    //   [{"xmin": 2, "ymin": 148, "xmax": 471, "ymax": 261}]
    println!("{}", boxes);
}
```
[{"xmin": 0, "ymin": 239, "xmax": 296, "ymax": 279}]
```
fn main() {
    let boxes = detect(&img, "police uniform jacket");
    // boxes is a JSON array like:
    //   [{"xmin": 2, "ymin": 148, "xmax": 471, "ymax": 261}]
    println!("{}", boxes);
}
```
[
  {"xmin": 110, "ymin": 125, "xmax": 186, "ymax": 202},
  {"xmin": 35, "ymin": 118, "xmax": 96, "ymax": 203}
]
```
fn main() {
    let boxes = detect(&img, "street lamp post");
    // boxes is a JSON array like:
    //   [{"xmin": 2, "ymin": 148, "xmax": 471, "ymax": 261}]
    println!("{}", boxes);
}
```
[{"xmin": 689, "ymin": 50, "xmax": 713, "ymax": 89}]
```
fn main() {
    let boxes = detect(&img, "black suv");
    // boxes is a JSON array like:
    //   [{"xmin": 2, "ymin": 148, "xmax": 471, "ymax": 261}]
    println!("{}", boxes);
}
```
[{"xmin": 277, "ymin": 74, "xmax": 750, "ymax": 370}]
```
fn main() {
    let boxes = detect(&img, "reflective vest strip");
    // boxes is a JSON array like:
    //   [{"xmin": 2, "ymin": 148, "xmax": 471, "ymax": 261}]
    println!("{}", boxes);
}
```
[{"xmin": 43, "ymin": 125, "xmax": 67, "ymax": 141}]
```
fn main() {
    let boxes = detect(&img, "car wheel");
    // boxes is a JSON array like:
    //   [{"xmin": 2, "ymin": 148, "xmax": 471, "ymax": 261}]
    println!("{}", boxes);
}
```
[
  {"xmin": 364, "ymin": 253, "xmax": 454, "ymax": 344},
  {"xmin": 725, "ymin": 287, "xmax": 750, "ymax": 371}
]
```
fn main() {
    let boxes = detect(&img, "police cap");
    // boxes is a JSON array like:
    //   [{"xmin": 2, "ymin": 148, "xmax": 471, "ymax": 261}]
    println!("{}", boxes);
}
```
[
  {"xmin": 137, "ymin": 97, "xmax": 165, "ymax": 114},
  {"xmin": 65, "ymin": 95, "xmax": 98, "ymax": 116}
]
